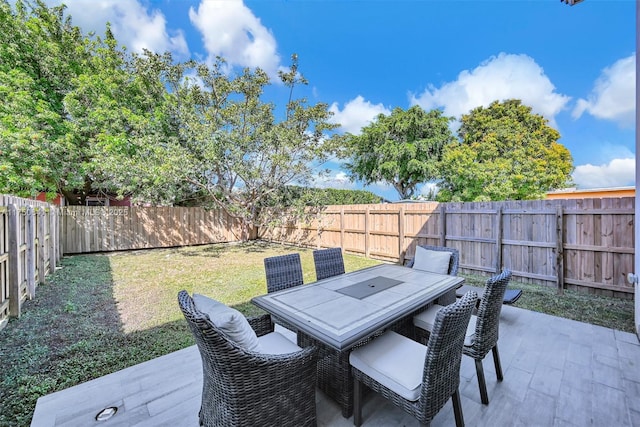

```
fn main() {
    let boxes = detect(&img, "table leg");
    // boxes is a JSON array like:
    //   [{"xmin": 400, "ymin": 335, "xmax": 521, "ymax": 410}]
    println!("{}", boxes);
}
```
[{"xmin": 299, "ymin": 333, "xmax": 354, "ymax": 418}]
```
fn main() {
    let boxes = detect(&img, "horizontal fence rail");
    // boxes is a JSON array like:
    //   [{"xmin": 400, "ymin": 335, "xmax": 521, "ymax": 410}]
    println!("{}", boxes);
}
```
[
  {"xmin": 61, "ymin": 206, "xmax": 243, "ymax": 254},
  {"xmin": 260, "ymin": 198, "xmax": 635, "ymax": 298},
  {"xmin": 0, "ymin": 195, "xmax": 61, "ymax": 330}
]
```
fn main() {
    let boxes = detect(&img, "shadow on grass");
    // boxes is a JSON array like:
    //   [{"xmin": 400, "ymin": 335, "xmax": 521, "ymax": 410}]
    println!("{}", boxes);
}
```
[
  {"xmin": 173, "ymin": 240, "xmax": 282, "ymax": 258},
  {"xmin": 0, "ymin": 255, "xmax": 194, "ymax": 427}
]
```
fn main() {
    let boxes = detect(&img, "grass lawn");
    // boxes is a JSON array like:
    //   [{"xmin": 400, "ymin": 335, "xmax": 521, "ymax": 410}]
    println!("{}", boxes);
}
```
[{"xmin": 0, "ymin": 241, "xmax": 634, "ymax": 426}]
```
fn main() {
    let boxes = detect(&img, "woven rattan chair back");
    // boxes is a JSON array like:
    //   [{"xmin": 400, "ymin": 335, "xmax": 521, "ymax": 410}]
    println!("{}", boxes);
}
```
[
  {"xmin": 419, "ymin": 290, "xmax": 477, "ymax": 422},
  {"xmin": 406, "ymin": 245, "xmax": 460, "ymax": 276},
  {"xmin": 177, "ymin": 290, "xmax": 318, "ymax": 427},
  {"xmin": 264, "ymin": 253, "xmax": 304, "ymax": 293},
  {"xmin": 313, "ymin": 247, "xmax": 346, "ymax": 280},
  {"xmin": 352, "ymin": 291, "xmax": 477, "ymax": 427},
  {"xmin": 465, "ymin": 269, "xmax": 512, "ymax": 359}
]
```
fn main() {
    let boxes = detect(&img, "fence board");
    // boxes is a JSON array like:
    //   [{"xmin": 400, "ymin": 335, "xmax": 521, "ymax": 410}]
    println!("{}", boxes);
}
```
[
  {"xmin": 0, "ymin": 197, "xmax": 60, "ymax": 328},
  {"xmin": 61, "ymin": 206, "xmax": 240, "ymax": 253},
  {"xmin": 269, "ymin": 198, "xmax": 635, "ymax": 297}
]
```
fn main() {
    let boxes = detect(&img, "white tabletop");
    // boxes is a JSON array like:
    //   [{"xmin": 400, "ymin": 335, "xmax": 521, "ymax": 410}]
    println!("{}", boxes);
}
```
[{"xmin": 252, "ymin": 264, "xmax": 464, "ymax": 351}]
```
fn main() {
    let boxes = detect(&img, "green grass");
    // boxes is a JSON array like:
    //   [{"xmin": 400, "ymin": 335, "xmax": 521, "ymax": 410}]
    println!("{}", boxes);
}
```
[
  {"xmin": 0, "ymin": 241, "xmax": 634, "ymax": 426},
  {"xmin": 461, "ymin": 273, "xmax": 635, "ymax": 333}
]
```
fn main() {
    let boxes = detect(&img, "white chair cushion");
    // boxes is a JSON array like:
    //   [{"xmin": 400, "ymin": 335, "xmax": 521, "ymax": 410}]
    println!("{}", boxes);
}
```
[
  {"xmin": 274, "ymin": 323, "xmax": 298, "ymax": 344},
  {"xmin": 258, "ymin": 331, "xmax": 304, "ymax": 354},
  {"xmin": 193, "ymin": 293, "xmax": 262, "ymax": 353},
  {"xmin": 350, "ymin": 331, "xmax": 427, "ymax": 401},
  {"xmin": 414, "ymin": 304, "xmax": 477, "ymax": 346},
  {"xmin": 412, "ymin": 247, "xmax": 451, "ymax": 275}
]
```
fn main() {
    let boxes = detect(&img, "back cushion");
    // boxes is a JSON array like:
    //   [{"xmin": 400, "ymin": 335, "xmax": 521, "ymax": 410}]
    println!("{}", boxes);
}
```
[
  {"xmin": 412, "ymin": 247, "xmax": 452, "ymax": 275},
  {"xmin": 193, "ymin": 293, "xmax": 262, "ymax": 352}
]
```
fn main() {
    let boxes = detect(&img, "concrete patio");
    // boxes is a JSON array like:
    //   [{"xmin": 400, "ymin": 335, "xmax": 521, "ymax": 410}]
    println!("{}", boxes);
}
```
[{"xmin": 31, "ymin": 305, "xmax": 640, "ymax": 426}]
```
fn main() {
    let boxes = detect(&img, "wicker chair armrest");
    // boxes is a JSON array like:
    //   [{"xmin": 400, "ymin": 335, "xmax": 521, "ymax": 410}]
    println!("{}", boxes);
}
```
[
  {"xmin": 248, "ymin": 313, "xmax": 274, "ymax": 337},
  {"xmin": 237, "ymin": 346, "xmax": 318, "ymax": 392}
]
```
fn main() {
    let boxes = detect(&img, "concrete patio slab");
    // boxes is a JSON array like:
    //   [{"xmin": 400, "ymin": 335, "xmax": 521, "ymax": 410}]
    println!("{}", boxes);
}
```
[{"xmin": 31, "ymin": 305, "xmax": 640, "ymax": 426}]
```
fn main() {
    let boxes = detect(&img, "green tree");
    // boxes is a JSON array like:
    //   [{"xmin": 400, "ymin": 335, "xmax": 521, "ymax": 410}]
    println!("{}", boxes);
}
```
[
  {"xmin": 437, "ymin": 99, "xmax": 574, "ymax": 202},
  {"xmin": 0, "ymin": 0, "xmax": 86, "ymax": 199},
  {"xmin": 343, "ymin": 106, "xmax": 455, "ymax": 199},
  {"xmin": 63, "ymin": 30, "xmax": 173, "ymax": 205},
  {"xmin": 105, "ymin": 55, "xmax": 340, "ymax": 240}
]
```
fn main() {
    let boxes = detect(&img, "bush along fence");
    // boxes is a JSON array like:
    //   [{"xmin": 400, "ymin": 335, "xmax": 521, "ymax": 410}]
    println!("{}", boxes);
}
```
[
  {"xmin": 260, "ymin": 197, "xmax": 635, "ymax": 298},
  {"xmin": 0, "ymin": 195, "xmax": 61, "ymax": 330}
]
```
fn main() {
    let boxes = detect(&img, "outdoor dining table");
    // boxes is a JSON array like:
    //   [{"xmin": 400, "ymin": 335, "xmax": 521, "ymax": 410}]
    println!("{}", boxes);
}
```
[{"xmin": 251, "ymin": 263, "xmax": 464, "ymax": 418}]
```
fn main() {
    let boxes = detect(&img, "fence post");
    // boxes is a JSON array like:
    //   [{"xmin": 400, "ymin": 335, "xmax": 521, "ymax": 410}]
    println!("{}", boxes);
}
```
[
  {"xmin": 8, "ymin": 204, "xmax": 20, "ymax": 317},
  {"xmin": 496, "ymin": 206, "xmax": 503, "ymax": 272},
  {"xmin": 556, "ymin": 205, "xmax": 565, "ymax": 295},
  {"xmin": 439, "ymin": 204, "xmax": 446, "ymax": 246},
  {"xmin": 398, "ymin": 205, "xmax": 405, "ymax": 264},
  {"xmin": 50, "ymin": 207, "xmax": 57, "ymax": 271},
  {"xmin": 365, "ymin": 206, "xmax": 370, "ymax": 258},
  {"xmin": 26, "ymin": 206, "xmax": 36, "ymax": 299},
  {"xmin": 37, "ymin": 207, "xmax": 46, "ymax": 283},
  {"xmin": 340, "ymin": 207, "xmax": 345, "ymax": 250}
]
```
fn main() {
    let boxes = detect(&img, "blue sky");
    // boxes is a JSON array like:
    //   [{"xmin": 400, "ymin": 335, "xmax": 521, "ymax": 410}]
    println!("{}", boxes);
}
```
[{"xmin": 47, "ymin": 0, "xmax": 636, "ymax": 201}]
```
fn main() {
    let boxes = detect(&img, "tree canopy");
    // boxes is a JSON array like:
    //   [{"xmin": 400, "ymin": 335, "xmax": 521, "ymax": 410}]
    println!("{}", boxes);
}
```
[
  {"xmin": 0, "ymin": 0, "xmax": 342, "ymax": 239},
  {"xmin": 0, "ymin": 0, "xmax": 86, "ymax": 201},
  {"xmin": 342, "ymin": 106, "xmax": 455, "ymax": 200},
  {"xmin": 437, "ymin": 99, "xmax": 574, "ymax": 202}
]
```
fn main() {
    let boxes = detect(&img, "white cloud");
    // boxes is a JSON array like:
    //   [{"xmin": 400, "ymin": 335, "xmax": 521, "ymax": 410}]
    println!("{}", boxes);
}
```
[
  {"xmin": 572, "ymin": 158, "xmax": 635, "ymax": 189},
  {"xmin": 572, "ymin": 53, "xmax": 636, "ymax": 127},
  {"xmin": 410, "ymin": 53, "xmax": 570, "ymax": 127},
  {"xmin": 329, "ymin": 96, "xmax": 391, "ymax": 135},
  {"xmin": 47, "ymin": 0, "xmax": 188, "ymax": 56},
  {"xmin": 419, "ymin": 182, "xmax": 439, "ymax": 197},
  {"xmin": 312, "ymin": 172, "xmax": 355, "ymax": 190},
  {"xmin": 189, "ymin": 0, "xmax": 280, "ymax": 77}
]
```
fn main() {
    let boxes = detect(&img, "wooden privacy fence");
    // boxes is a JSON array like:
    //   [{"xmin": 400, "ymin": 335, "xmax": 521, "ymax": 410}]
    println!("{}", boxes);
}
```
[
  {"xmin": 61, "ymin": 206, "xmax": 243, "ymax": 253},
  {"xmin": 0, "ymin": 195, "xmax": 61, "ymax": 330},
  {"xmin": 260, "ymin": 197, "xmax": 635, "ymax": 298}
]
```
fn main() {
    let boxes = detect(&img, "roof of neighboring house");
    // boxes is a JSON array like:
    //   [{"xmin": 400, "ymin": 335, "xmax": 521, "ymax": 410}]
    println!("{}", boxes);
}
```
[{"xmin": 546, "ymin": 186, "xmax": 635, "ymax": 199}]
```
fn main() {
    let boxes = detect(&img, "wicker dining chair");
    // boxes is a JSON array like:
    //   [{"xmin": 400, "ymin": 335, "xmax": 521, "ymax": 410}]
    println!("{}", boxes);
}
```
[
  {"xmin": 350, "ymin": 291, "xmax": 477, "ymax": 427},
  {"xmin": 264, "ymin": 253, "xmax": 304, "ymax": 293},
  {"xmin": 313, "ymin": 247, "xmax": 345, "ymax": 281},
  {"xmin": 462, "ymin": 269, "xmax": 512, "ymax": 404},
  {"xmin": 264, "ymin": 253, "xmax": 305, "ymax": 342},
  {"xmin": 178, "ymin": 290, "xmax": 318, "ymax": 427},
  {"xmin": 406, "ymin": 245, "xmax": 460, "ymax": 305},
  {"xmin": 405, "ymin": 245, "xmax": 460, "ymax": 276},
  {"xmin": 414, "ymin": 269, "xmax": 512, "ymax": 405}
]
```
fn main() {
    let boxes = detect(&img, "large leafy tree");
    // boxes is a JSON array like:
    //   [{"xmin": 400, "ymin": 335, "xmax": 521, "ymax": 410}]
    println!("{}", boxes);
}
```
[
  {"xmin": 343, "ymin": 106, "xmax": 455, "ymax": 199},
  {"xmin": 103, "ymin": 55, "xmax": 341, "ymax": 240},
  {"xmin": 0, "ymin": 0, "xmax": 86, "ymax": 199},
  {"xmin": 437, "ymin": 99, "xmax": 574, "ymax": 202},
  {"xmin": 63, "ymin": 29, "xmax": 172, "ymax": 205}
]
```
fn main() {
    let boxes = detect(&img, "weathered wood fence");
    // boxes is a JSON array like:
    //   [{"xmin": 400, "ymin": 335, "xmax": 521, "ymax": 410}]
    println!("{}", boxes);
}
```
[
  {"xmin": 0, "ymin": 195, "xmax": 61, "ymax": 330},
  {"xmin": 61, "ymin": 206, "xmax": 243, "ymax": 253},
  {"xmin": 260, "ymin": 198, "xmax": 635, "ymax": 298}
]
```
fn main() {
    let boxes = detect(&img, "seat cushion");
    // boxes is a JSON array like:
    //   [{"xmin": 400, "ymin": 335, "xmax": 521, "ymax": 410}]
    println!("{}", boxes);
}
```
[
  {"xmin": 414, "ymin": 304, "xmax": 477, "ymax": 346},
  {"xmin": 274, "ymin": 323, "xmax": 298, "ymax": 344},
  {"xmin": 350, "ymin": 331, "xmax": 427, "ymax": 401},
  {"xmin": 193, "ymin": 293, "xmax": 262, "ymax": 352},
  {"xmin": 412, "ymin": 246, "xmax": 451, "ymax": 275},
  {"xmin": 258, "ymin": 331, "xmax": 304, "ymax": 354}
]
